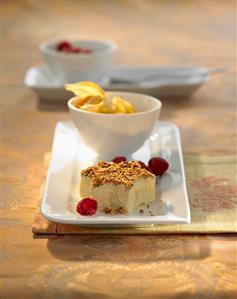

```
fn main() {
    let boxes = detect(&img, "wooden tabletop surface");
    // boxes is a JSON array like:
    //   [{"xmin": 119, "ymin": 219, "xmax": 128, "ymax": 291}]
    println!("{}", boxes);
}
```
[{"xmin": 2, "ymin": 1, "xmax": 237, "ymax": 298}]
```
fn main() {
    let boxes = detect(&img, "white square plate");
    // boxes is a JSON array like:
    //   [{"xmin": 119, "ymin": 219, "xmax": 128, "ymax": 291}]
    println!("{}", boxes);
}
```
[{"xmin": 41, "ymin": 121, "xmax": 191, "ymax": 225}]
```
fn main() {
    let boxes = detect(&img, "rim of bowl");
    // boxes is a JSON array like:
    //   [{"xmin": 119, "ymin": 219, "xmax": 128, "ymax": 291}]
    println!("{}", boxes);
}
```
[
  {"xmin": 68, "ymin": 92, "xmax": 162, "ymax": 117},
  {"xmin": 40, "ymin": 39, "xmax": 118, "ymax": 57}
]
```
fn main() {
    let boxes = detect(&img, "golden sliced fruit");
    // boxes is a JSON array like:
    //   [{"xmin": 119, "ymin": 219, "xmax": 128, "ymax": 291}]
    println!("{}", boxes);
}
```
[
  {"xmin": 112, "ymin": 97, "xmax": 136, "ymax": 114},
  {"xmin": 73, "ymin": 96, "xmax": 93, "ymax": 108},
  {"xmin": 66, "ymin": 81, "xmax": 136, "ymax": 114},
  {"xmin": 65, "ymin": 81, "xmax": 105, "ymax": 99},
  {"xmin": 97, "ymin": 104, "xmax": 111, "ymax": 114},
  {"xmin": 79, "ymin": 104, "xmax": 99, "ymax": 113},
  {"xmin": 86, "ymin": 96, "xmax": 104, "ymax": 105},
  {"xmin": 73, "ymin": 96, "xmax": 104, "ymax": 108},
  {"xmin": 121, "ymin": 98, "xmax": 136, "ymax": 113},
  {"xmin": 80, "ymin": 102, "xmax": 111, "ymax": 113},
  {"xmin": 113, "ymin": 98, "xmax": 127, "ymax": 113}
]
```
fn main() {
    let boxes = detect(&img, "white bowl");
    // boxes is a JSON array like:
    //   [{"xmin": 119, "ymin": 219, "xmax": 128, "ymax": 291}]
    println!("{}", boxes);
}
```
[
  {"xmin": 68, "ymin": 92, "xmax": 162, "ymax": 158},
  {"xmin": 40, "ymin": 39, "xmax": 117, "ymax": 83}
]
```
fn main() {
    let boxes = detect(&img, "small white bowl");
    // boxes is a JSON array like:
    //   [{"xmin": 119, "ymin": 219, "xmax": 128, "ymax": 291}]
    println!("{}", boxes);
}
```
[
  {"xmin": 68, "ymin": 92, "xmax": 162, "ymax": 158},
  {"xmin": 40, "ymin": 39, "xmax": 117, "ymax": 83}
]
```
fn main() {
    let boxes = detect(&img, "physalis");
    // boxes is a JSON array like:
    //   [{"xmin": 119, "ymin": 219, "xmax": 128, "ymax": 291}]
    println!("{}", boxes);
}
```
[{"xmin": 65, "ymin": 81, "xmax": 136, "ymax": 114}]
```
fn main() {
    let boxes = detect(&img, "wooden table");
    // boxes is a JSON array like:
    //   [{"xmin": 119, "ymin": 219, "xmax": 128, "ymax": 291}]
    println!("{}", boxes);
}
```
[{"xmin": 2, "ymin": 1, "xmax": 237, "ymax": 298}]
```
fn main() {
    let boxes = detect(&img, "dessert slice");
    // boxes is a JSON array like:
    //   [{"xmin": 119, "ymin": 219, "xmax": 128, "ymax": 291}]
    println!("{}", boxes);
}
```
[{"xmin": 80, "ymin": 161, "xmax": 156, "ymax": 214}]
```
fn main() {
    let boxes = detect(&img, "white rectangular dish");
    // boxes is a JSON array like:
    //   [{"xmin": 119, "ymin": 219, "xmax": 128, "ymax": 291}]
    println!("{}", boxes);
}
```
[
  {"xmin": 41, "ymin": 121, "xmax": 191, "ymax": 225},
  {"xmin": 25, "ymin": 65, "xmax": 208, "ymax": 101}
]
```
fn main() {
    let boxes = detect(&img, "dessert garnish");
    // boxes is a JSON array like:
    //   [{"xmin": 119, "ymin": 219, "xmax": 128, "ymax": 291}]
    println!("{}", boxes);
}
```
[
  {"xmin": 76, "ymin": 197, "xmax": 97, "ymax": 216},
  {"xmin": 81, "ymin": 161, "xmax": 153, "ymax": 188},
  {"xmin": 148, "ymin": 157, "xmax": 169, "ymax": 176},
  {"xmin": 138, "ymin": 161, "xmax": 153, "ymax": 173},
  {"xmin": 111, "ymin": 156, "xmax": 169, "ymax": 176},
  {"xmin": 112, "ymin": 156, "xmax": 127, "ymax": 163},
  {"xmin": 65, "ymin": 82, "xmax": 136, "ymax": 114},
  {"xmin": 57, "ymin": 40, "xmax": 92, "ymax": 54}
]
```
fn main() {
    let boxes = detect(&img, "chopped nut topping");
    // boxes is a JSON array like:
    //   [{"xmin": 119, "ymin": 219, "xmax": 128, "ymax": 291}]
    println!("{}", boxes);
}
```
[{"xmin": 81, "ymin": 161, "xmax": 154, "ymax": 187}]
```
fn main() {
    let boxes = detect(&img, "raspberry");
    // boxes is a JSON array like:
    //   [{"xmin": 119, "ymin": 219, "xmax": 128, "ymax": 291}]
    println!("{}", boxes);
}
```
[
  {"xmin": 56, "ymin": 41, "xmax": 92, "ymax": 54},
  {"xmin": 71, "ymin": 47, "xmax": 82, "ymax": 53},
  {"xmin": 57, "ymin": 40, "xmax": 71, "ymax": 51},
  {"xmin": 112, "ymin": 156, "xmax": 127, "ymax": 163},
  {"xmin": 138, "ymin": 161, "xmax": 153, "ymax": 173},
  {"xmin": 76, "ymin": 197, "xmax": 97, "ymax": 216},
  {"xmin": 81, "ymin": 49, "xmax": 92, "ymax": 54},
  {"xmin": 148, "ymin": 157, "xmax": 169, "ymax": 176},
  {"xmin": 61, "ymin": 47, "xmax": 72, "ymax": 53}
]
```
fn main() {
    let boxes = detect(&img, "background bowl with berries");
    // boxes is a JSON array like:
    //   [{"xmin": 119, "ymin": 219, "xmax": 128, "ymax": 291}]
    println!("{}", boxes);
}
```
[{"xmin": 40, "ymin": 39, "xmax": 117, "ymax": 83}]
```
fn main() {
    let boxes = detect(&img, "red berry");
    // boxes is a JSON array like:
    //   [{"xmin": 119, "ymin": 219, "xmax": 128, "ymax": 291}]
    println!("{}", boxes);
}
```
[
  {"xmin": 138, "ymin": 161, "xmax": 153, "ymax": 173},
  {"xmin": 76, "ymin": 198, "xmax": 97, "ymax": 216},
  {"xmin": 71, "ymin": 47, "xmax": 82, "ymax": 53},
  {"xmin": 57, "ymin": 40, "xmax": 71, "ymax": 51},
  {"xmin": 112, "ymin": 156, "xmax": 127, "ymax": 163},
  {"xmin": 138, "ymin": 161, "xmax": 147, "ymax": 168},
  {"xmin": 148, "ymin": 157, "xmax": 169, "ymax": 176},
  {"xmin": 81, "ymin": 49, "xmax": 92, "ymax": 54},
  {"xmin": 62, "ymin": 47, "xmax": 72, "ymax": 53}
]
